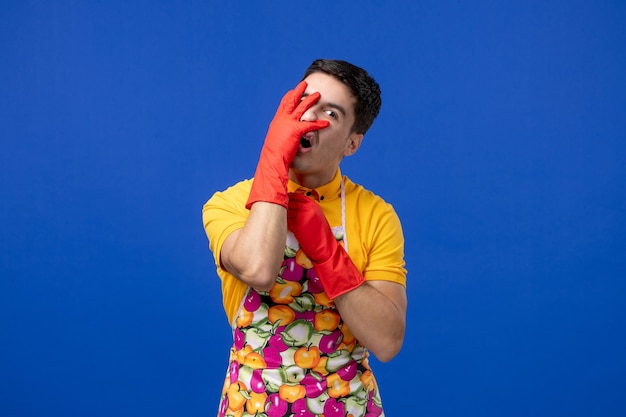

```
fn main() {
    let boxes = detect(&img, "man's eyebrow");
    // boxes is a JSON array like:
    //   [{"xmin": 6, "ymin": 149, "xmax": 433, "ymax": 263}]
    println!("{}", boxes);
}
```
[{"xmin": 302, "ymin": 93, "xmax": 347, "ymax": 117}]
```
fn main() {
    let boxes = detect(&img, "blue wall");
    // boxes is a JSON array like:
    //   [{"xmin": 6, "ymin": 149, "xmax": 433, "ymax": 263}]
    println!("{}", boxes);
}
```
[{"xmin": 2, "ymin": 1, "xmax": 625, "ymax": 416}]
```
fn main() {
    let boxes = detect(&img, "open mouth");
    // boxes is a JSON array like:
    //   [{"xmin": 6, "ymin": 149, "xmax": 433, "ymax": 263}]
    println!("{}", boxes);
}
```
[
  {"xmin": 300, "ymin": 132, "xmax": 315, "ymax": 149},
  {"xmin": 300, "ymin": 136, "xmax": 312, "ymax": 148}
]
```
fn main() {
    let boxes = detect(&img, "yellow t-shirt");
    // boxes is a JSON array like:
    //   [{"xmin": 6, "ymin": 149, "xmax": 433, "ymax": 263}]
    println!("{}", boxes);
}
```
[{"xmin": 202, "ymin": 169, "xmax": 407, "ymax": 324}]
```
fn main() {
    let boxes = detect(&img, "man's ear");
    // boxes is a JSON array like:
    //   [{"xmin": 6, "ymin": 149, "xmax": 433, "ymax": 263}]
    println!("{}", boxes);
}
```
[{"xmin": 343, "ymin": 132, "xmax": 364, "ymax": 156}]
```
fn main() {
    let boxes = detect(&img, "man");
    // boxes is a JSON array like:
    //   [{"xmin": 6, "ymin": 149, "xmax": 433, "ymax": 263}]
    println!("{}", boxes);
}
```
[{"xmin": 203, "ymin": 59, "xmax": 407, "ymax": 417}]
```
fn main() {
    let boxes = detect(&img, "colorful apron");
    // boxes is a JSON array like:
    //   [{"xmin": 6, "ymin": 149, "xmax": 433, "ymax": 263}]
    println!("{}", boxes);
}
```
[{"xmin": 217, "ymin": 230, "xmax": 384, "ymax": 417}]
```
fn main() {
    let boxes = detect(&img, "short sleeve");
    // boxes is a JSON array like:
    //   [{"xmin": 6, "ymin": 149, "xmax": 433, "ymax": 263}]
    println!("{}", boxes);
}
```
[{"xmin": 202, "ymin": 179, "xmax": 252, "ymax": 323}]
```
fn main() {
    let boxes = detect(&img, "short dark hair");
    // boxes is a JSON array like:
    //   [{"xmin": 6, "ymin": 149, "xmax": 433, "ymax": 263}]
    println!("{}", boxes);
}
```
[{"xmin": 302, "ymin": 59, "xmax": 382, "ymax": 135}]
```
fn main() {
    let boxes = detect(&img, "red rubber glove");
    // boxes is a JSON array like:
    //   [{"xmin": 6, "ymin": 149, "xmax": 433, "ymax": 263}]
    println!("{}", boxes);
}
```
[
  {"xmin": 246, "ymin": 82, "xmax": 330, "ymax": 209},
  {"xmin": 287, "ymin": 193, "xmax": 365, "ymax": 300}
]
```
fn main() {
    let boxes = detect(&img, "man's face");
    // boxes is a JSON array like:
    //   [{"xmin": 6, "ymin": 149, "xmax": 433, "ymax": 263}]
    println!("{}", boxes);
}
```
[{"xmin": 290, "ymin": 72, "xmax": 363, "ymax": 188}]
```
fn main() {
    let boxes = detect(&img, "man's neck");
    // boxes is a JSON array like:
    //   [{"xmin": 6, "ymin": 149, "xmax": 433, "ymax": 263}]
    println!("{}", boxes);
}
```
[{"xmin": 289, "ymin": 170, "xmax": 336, "ymax": 190}]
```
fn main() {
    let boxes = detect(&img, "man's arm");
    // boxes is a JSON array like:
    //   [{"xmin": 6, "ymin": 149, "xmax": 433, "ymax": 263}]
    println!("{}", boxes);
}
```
[
  {"xmin": 221, "ymin": 82, "xmax": 329, "ymax": 290},
  {"xmin": 287, "ymin": 192, "xmax": 407, "ymax": 361},
  {"xmin": 220, "ymin": 202, "xmax": 287, "ymax": 291},
  {"xmin": 333, "ymin": 280, "xmax": 407, "ymax": 362}
]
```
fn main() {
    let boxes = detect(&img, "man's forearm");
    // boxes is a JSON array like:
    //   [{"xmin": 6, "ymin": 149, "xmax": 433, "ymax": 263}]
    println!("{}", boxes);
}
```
[
  {"xmin": 333, "ymin": 281, "xmax": 407, "ymax": 362},
  {"xmin": 221, "ymin": 202, "xmax": 287, "ymax": 291}
]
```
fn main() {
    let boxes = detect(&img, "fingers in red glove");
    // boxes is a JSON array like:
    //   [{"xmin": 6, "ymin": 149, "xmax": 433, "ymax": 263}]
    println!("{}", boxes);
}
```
[{"xmin": 246, "ymin": 82, "xmax": 330, "ymax": 209}]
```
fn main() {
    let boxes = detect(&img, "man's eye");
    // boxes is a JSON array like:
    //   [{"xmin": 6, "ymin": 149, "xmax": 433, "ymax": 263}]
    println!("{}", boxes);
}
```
[{"xmin": 325, "ymin": 110, "xmax": 338, "ymax": 119}]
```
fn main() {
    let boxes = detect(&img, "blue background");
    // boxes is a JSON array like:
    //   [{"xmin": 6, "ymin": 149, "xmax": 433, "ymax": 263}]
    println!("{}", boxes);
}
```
[{"xmin": 2, "ymin": 1, "xmax": 625, "ymax": 416}]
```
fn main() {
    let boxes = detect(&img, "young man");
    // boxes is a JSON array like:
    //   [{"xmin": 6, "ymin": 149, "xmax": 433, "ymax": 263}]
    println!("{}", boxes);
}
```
[{"xmin": 203, "ymin": 59, "xmax": 407, "ymax": 417}]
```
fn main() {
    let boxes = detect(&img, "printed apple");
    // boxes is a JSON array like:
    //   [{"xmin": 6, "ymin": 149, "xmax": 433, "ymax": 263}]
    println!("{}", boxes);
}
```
[
  {"xmin": 267, "ymin": 327, "xmax": 289, "ymax": 351},
  {"xmin": 249, "ymin": 369, "xmax": 266, "ymax": 393},
  {"xmin": 235, "ymin": 345, "xmax": 253, "ymax": 364},
  {"xmin": 340, "ymin": 323, "xmax": 356, "ymax": 345},
  {"xmin": 344, "ymin": 395, "xmax": 367, "ymax": 417},
  {"xmin": 233, "ymin": 328, "xmax": 245, "ymax": 350},
  {"xmin": 294, "ymin": 346, "xmax": 321, "ymax": 369},
  {"xmin": 301, "ymin": 371, "xmax": 327, "ymax": 398},
  {"xmin": 265, "ymin": 393, "xmax": 288, "ymax": 417},
  {"xmin": 349, "ymin": 374, "xmax": 364, "ymax": 395},
  {"xmin": 283, "ymin": 364, "xmax": 305, "ymax": 384},
  {"xmin": 319, "ymin": 330, "xmax": 343, "ymax": 354},
  {"xmin": 236, "ymin": 308, "xmax": 254, "ymax": 328},
  {"xmin": 360, "ymin": 369, "xmax": 376, "ymax": 391},
  {"xmin": 313, "ymin": 291, "xmax": 333, "ymax": 307},
  {"xmin": 305, "ymin": 268, "xmax": 324, "ymax": 293},
  {"xmin": 325, "ymin": 349, "xmax": 351, "ymax": 373},
  {"xmin": 235, "ymin": 365, "xmax": 252, "ymax": 389},
  {"xmin": 250, "ymin": 303, "xmax": 269, "ymax": 326},
  {"xmin": 280, "ymin": 346, "xmax": 297, "ymax": 367},
  {"xmin": 285, "ymin": 231, "xmax": 300, "ymax": 258},
  {"xmin": 291, "ymin": 294, "xmax": 316, "ymax": 313},
  {"xmin": 218, "ymin": 395, "xmax": 229, "ymax": 417},
  {"xmin": 281, "ymin": 320, "xmax": 314, "ymax": 347},
  {"xmin": 291, "ymin": 397, "xmax": 315, "ymax": 417},
  {"xmin": 243, "ymin": 351, "xmax": 267, "ymax": 369},
  {"xmin": 327, "ymin": 372, "xmax": 351, "ymax": 398},
  {"xmin": 306, "ymin": 392, "xmax": 330, "ymax": 415},
  {"xmin": 262, "ymin": 368, "xmax": 287, "ymax": 393},
  {"xmin": 268, "ymin": 305, "xmax": 296, "ymax": 326},
  {"xmin": 323, "ymin": 397, "xmax": 346, "ymax": 417},
  {"xmin": 336, "ymin": 359, "xmax": 358, "ymax": 381},
  {"xmin": 261, "ymin": 346, "xmax": 283, "ymax": 368},
  {"xmin": 228, "ymin": 361, "xmax": 239, "ymax": 384},
  {"xmin": 278, "ymin": 383, "xmax": 306, "ymax": 403},
  {"xmin": 294, "ymin": 309, "xmax": 315, "ymax": 323},
  {"xmin": 245, "ymin": 391, "xmax": 267, "ymax": 415},
  {"xmin": 314, "ymin": 309, "xmax": 341, "ymax": 332},
  {"xmin": 243, "ymin": 289, "xmax": 262, "ymax": 311},
  {"xmin": 244, "ymin": 327, "xmax": 270, "ymax": 351},
  {"xmin": 269, "ymin": 279, "xmax": 302, "ymax": 304},
  {"xmin": 281, "ymin": 258, "xmax": 304, "ymax": 281},
  {"xmin": 312, "ymin": 355, "xmax": 329, "ymax": 376},
  {"xmin": 295, "ymin": 248, "xmax": 314, "ymax": 269},
  {"xmin": 366, "ymin": 390, "xmax": 383, "ymax": 417},
  {"xmin": 226, "ymin": 381, "xmax": 247, "ymax": 411}
]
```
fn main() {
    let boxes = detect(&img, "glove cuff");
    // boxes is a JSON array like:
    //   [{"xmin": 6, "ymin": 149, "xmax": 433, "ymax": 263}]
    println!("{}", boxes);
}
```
[
  {"xmin": 313, "ymin": 245, "xmax": 365, "ymax": 300},
  {"xmin": 246, "ymin": 150, "xmax": 290, "ymax": 209}
]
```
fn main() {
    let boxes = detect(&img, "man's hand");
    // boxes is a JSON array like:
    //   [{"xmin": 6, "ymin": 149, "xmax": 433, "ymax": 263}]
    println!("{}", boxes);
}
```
[
  {"xmin": 246, "ymin": 82, "xmax": 329, "ymax": 209},
  {"xmin": 287, "ymin": 192, "xmax": 365, "ymax": 299}
]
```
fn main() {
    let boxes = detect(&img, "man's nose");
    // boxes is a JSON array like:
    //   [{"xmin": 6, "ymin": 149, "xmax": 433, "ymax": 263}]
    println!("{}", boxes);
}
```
[{"xmin": 300, "ymin": 105, "xmax": 319, "ymax": 122}]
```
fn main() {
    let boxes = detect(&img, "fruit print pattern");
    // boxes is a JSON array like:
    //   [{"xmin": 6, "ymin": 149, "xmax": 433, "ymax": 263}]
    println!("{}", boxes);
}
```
[{"xmin": 218, "ymin": 230, "xmax": 385, "ymax": 417}]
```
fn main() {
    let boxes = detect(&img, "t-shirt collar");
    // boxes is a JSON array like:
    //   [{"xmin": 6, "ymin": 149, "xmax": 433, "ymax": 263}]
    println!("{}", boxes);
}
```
[{"xmin": 287, "ymin": 169, "xmax": 342, "ymax": 202}]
